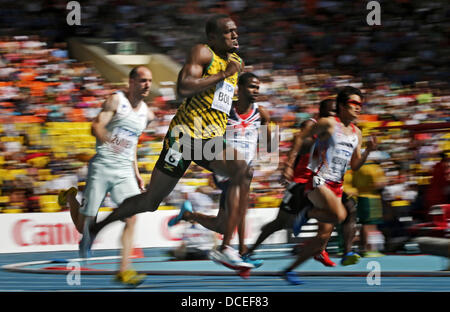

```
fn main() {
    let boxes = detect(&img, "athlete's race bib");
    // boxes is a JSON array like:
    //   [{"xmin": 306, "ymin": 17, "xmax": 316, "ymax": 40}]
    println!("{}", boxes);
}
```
[
  {"xmin": 211, "ymin": 80, "xmax": 234, "ymax": 115},
  {"xmin": 107, "ymin": 127, "xmax": 138, "ymax": 158},
  {"xmin": 165, "ymin": 147, "xmax": 183, "ymax": 166},
  {"xmin": 324, "ymin": 146, "xmax": 353, "ymax": 182},
  {"xmin": 313, "ymin": 175, "xmax": 325, "ymax": 188}
]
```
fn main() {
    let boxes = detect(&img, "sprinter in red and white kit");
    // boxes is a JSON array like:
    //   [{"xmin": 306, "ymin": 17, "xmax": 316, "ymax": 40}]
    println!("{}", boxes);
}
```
[
  {"xmin": 282, "ymin": 86, "xmax": 377, "ymax": 285},
  {"xmin": 244, "ymin": 99, "xmax": 357, "ymax": 268}
]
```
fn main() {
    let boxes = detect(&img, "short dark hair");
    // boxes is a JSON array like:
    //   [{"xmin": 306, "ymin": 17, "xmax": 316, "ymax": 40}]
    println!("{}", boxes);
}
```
[
  {"xmin": 319, "ymin": 99, "xmax": 335, "ymax": 118},
  {"xmin": 336, "ymin": 86, "xmax": 363, "ymax": 114},
  {"xmin": 206, "ymin": 14, "xmax": 231, "ymax": 39},
  {"xmin": 129, "ymin": 66, "xmax": 149, "ymax": 80},
  {"xmin": 238, "ymin": 72, "xmax": 258, "ymax": 86}
]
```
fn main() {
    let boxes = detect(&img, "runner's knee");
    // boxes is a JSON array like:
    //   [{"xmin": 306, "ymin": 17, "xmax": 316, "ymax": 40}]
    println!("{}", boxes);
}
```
[
  {"xmin": 130, "ymin": 193, "xmax": 159, "ymax": 212},
  {"xmin": 239, "ymin": 163, "xmax": 253, "ymax": 186},
  {"xmin": 336, "ymin": 209, "xmax": 347, "ymax": 224},
  {"xmin": 343, "ymin": 207, "xmax": 357, "ymax": 224},
  {"xmin": 124, "ymin": 215, "xmax": 137, "ymax": 227},
  {"xmin": 75, "ymin": 222, "xmax": 84, "ymax": 234}
]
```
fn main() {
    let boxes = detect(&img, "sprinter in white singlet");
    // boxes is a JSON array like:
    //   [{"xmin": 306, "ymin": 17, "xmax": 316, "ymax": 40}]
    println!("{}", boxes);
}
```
[
  {"xmin": 58, "ymin": 66, "xmax": 154, "ymax": 286},
  {"xmin": 282, "ymin": 86, "xmax": 377, "ymax": 285}
]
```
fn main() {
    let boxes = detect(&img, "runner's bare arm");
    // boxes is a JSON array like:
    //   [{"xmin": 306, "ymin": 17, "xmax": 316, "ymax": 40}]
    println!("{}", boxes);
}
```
[
  {"xmin": 258, "ymin": 106, "xmax": 274, "ymax": 153},
  {"xmin": 350, "ymin": 129, "xmax": 377, "ymax": 171},
  {"xmin": 134, "ymin": 144, "xmax": 145, "ymax": 191},
  {"xmin": 281, "ymin": 119, "xmax": 320, "ymax": 183},
  {"xmin": 147, "ymin": 107, "xmax": 155, "ymax": 124},
  {"xmin": 142, "ymin": 106, "xmax": 156, "ymax": 132},
  {"xmin": 286, "ymin": 118, "xmax": 331, "ymax": 168},
  {"xmin": 131, "ymin": 106, "xmax": 155, "ymax": 191},
  {"xmin": 284, "ymin": 132, "xmax": 302, "ymax": 170},
  {"xmin": 280, "ymin": 132, "xmax": 302, "ymax": 185},
  {"xmin": 91, "ymin": 93, "xmax": 119, "ymax": 144},
  {"xmin": 176, "ymin": 44, "xmax": 242, "ymax": 98}
]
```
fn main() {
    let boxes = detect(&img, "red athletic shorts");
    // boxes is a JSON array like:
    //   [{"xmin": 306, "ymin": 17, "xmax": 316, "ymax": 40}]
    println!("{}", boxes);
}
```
[{"xmin": 305, "ymin": 177, "xmax": 343, "ymax": 198}]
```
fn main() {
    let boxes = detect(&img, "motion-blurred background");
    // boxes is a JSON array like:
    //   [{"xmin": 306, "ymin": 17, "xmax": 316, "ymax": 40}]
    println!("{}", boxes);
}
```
[{"xmin": 0, "ymin": 0, "xmax": 448, "ymax": 254}]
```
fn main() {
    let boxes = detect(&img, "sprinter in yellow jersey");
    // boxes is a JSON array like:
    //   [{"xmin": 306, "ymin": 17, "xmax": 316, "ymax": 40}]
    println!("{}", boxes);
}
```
[
  {"xmin": 83, "ymin": 14, "xmax": 258, "ymax": 271},
  {"xmin": 169, "ymin": 45, "xmax": 241, "ymax": 139}
]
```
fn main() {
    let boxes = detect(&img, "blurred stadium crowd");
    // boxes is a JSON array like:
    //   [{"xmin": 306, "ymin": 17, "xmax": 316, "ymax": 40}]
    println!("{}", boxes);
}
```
[{"xmin": 0, "ymin": 1, "xmax": 448, "ymax": 250}]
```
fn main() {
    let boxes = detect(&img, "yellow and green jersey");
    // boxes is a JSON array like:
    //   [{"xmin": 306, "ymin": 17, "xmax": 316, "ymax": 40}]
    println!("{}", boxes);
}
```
[{"xmin": 168, "ymin": 45, "xmax": 242, "ymax": 139}]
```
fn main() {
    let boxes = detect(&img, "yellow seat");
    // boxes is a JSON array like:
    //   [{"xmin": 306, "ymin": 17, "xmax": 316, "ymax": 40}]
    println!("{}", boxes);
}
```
[
  {"xmin": 140, "ymin": 174, "xmax": 151, "ymax": 184},
  {"xmin": 182, "ymin": 178, "xmax": 209, "ymax": 186},
  {"xmin": 53, "ymin": 152, "xmax": 68, "ymax": 159},
  {"xmin": 149, "ymin": 142, "xmax": 163, "ymax": 149},
  {"xmin": 39, "ymin": 195, "xmax": 61, "ymax": 212},
  {"xmin": 38, "ymin": 169, "xmax": 52, "ymax": 176},
  {"xmin": 145, "ymin": 163, "xmax": 155, "ymax": 172},
  {"xmin": 386, "ymin": 121, "xmax": 404, "ymax": 127},
  {"xmin": 27, "ymin": 156, "xmax": 50, "ymax": 168},
  {"xmin": 391, "ymin": 200, "xmax": 410, "ymax": 207},
  {"xmin": 145, "ymin": 155, "xmax": 159, "ymax": 162},
  {"xmin": 9, "ymin": 169, "xmax": 28, "ymax": 179},
  {"xmin": 40, "ymin": 203, "xmax": 61, "ymax": 213},
  {"xmin": 0, "ymin": 196, "xmax": 10, "ymax": 204},
  {"xmin": 158, "ymin": 205, "xmax": 177, "ymax": 210},
  {"xmin": 33, "ymin": 181, "xmax": 45, "ymax": 188},
  {"xmin": 255, "ymin": 196, "xmax": 281, "ymax": 208},
  {"xmin": 3, "ymin": 208, "xmax": 24, "ymax": 213},
  {"xmin": 138, "ymin": 161, "xmax": 148, "ymax": 168}
]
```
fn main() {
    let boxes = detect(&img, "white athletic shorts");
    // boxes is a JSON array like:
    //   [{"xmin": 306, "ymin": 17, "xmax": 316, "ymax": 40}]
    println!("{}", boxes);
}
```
[{"xmin": 80, "ymin": 155, "xmax": 141, "ymax": 217}]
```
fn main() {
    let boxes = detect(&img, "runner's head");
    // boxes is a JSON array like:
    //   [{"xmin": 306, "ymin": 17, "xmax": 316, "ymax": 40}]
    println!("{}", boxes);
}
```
[
  {"xmin": 336, "ymin": 86, "xmax": 363, "ymax": 119},
  {"xmin": 237, "ymin": 72, "xmax": 259, "ymax": 104},
  {"xmin": 129, "ymin": 66, "xmax": 152, "ymax": 98},
  {"xmin": 319, "ymin": 98, "xmax": 336, "ymax": 118},
  {"xmin": 206, "ymin": 14, "xmax": 239, "ymax": 53}
]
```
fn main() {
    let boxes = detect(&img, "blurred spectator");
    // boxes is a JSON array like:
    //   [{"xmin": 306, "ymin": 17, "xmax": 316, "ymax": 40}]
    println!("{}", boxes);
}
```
[
  {"xmin": 168, "ymin": 188, "xmax": 217, "ymax": 260},
  {"xmin": 0, "ymin": 34, "xmax": 116, "ymax": 212},
  {"xmin": 0, "ymin": 1, "xmax": 447, "ymax": 260},
  {"xmin": 352, "ymin": 153, "xmax": 387, "ymax": 257},
  {"xmin": 425, "ymin": 152, "xmax": 450, "ymax": 211}
]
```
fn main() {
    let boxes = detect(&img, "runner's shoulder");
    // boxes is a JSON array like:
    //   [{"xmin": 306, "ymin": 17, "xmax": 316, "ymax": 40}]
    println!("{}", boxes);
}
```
[
  {"xmin": 103, "ymin": 92, "xmax": 121, "ymax": 111},
  {"xmin": 189, "ymin": 44, "xmax": 214, "ymax": 65}
]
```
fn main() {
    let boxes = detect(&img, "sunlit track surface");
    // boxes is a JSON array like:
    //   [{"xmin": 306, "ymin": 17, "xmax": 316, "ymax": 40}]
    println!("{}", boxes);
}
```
[{"xmin": 1, "ymin": 246, "xmax": 449, "ymax": 292}]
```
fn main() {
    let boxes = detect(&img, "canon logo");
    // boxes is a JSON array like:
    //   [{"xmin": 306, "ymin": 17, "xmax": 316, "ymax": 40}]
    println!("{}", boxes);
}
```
[{"xmin": 13, "ymin": 219, "xmax": 81, "ymax": 246}]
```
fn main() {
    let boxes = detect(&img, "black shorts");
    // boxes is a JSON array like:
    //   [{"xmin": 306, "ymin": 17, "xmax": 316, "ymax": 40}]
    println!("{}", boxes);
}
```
[
  {"xmin": 155, "ymin": 131, "xmax": 226, "ymax": 179},
  {"xmin": 279, "ymin": 182, "xmax": 355, "ymax": 215},
  {"xmin": 212, "ymin": 174, "xmax": 230, "ymax": 210},
  {"xmin": 279, "ymin": 182, "xmax": 312, "ymax": 215}
]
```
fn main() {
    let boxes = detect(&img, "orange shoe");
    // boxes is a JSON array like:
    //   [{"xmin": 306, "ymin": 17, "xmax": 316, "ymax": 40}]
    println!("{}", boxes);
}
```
[{"xmin": 314, "ymin": 250, "xmax": 336, "ymax": 267}]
